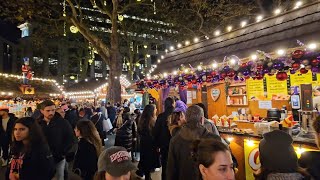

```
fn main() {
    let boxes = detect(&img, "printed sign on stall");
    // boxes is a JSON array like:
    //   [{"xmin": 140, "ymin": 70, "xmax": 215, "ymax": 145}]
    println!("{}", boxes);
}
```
[
  {"xmin": 265, "ymin": 75, "xmax": 288, "ymax": 99},
  {"xmin": 246, "ymin": 79, "xmax": 264, "ymax": 100},
  {"xmin": 290, "ymin": 71, "xmax": 313, "ymax": 86}
]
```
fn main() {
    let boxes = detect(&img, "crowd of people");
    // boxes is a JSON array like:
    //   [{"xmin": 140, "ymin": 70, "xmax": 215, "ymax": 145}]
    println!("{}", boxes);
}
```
[{"xmin": 0, "ymin": 97, "xmax": 319, "ymax": 180}]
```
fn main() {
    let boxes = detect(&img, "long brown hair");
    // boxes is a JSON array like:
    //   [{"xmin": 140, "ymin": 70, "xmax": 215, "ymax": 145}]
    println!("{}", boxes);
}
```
[
  {"xmin": 76, "ymin": 120, "xmax": 103, "ymax": 156},
  {"xmin": 138, "ymin": 104, "xmax": 156, "ymax": 132},
  {"xmin": 168, "ymin": 111, "xmax": 184, "ymax": 126},
  {"xmin": 11, "ymin": 117, "xmax": 47, "ymax": 155}
]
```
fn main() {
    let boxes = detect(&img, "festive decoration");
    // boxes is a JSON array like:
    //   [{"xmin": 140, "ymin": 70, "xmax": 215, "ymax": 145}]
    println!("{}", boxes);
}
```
[{"xmin": 136, "ymin": 41, "xmax": 320, "ymax": 89}]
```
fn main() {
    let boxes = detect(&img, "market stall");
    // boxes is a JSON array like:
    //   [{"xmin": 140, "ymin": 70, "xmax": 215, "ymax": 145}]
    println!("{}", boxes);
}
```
[{"xmin": 135, "ymin": 3, "xmax": 320, "ymax": 179}]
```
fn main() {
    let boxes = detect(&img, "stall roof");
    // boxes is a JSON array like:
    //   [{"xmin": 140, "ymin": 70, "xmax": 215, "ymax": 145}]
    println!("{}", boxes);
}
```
[
  {"xmin": 157, "ymin": 2, "xmax": 320, "ymax": 73},
  {"xmin": 65, "ymin": 79, "xmax": 108, "ymax": 92},
  {"xmin": 0, "ymin": 75, "xmax": 61, "ymax": 99}
]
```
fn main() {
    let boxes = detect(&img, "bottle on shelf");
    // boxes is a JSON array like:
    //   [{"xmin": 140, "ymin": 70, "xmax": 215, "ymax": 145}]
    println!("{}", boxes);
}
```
[
  {"xmin": 227, "ymin": 96, "xmax": 230, "ymax": 105},
  {"xmin": 243, "ymin": 95, "xmax": 247, "ymax": 105}
]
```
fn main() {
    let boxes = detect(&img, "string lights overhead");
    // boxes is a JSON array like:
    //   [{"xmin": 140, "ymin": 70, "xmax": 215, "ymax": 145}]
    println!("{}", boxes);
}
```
[{"xmin": 162, "ymin": 0, "xmax": 307, "ymax": 56}]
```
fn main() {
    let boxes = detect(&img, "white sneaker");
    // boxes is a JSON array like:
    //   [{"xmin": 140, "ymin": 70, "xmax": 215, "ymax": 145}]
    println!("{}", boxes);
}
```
[{"xmin": 155, "ymin": 168, "xmax": 161, "ymax": 172}]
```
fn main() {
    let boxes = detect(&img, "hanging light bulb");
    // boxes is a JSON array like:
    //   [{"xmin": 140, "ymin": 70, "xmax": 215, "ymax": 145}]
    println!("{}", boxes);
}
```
[{"xmin": 214, "ymin": 30, "xmax": 220, "ymax": 36}]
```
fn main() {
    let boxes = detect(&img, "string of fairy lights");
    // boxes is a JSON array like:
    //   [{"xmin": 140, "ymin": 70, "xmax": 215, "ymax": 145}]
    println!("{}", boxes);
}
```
[
  {"xmin": 153, "ymin": 0, "xmax": 309, "ymax": 74},
  {"xmin": 0, "ymin": 73, "xmax": 65, "ymax": 97}
]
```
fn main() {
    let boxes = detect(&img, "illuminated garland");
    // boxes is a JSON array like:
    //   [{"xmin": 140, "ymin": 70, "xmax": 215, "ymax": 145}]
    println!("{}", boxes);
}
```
[{"xmin": 136, "ymin": 42, "xmax": 320, "ymax": 89}]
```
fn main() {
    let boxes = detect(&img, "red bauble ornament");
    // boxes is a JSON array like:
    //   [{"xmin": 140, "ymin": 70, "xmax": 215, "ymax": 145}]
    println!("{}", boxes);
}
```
[
  {"xmin": 241, "ymin": 63, "xmax": 247, "ymax": 68},
  {"xmin": 211, "ymin": 71, "xmax": 217, "ymax": 76},
  {"xmin": 300, "ymin": 68, "xmax": 308, "ymax": 74},
  {"xmin": 227, "ymin": 70, "xmax": 235, "ymax": 78},
  {"xmin": 257, "ymin": 65, "xmax": 263, "ymax": 71},
  {"xmin": 292, "ymin": 50, "xmax": 304, "ymax": 59},
  {"xmin": 311, "ymin": 59, "xmax": 320, "ymax": 67},
  {"xmin": 244, "ymin": 76, "xmax": 250, "ymax": 79},
  {"xmin": 220, "ymin": 72, "xmax": 227, "ymax": 79},
  {"xmin": 256, "ymin": 74, "xmax": 264, "ymax": 80},
  {"xmin": 276, "ymin": 72, "xmax": 288, "ymax": 81},
  {"xmin": 291, "ymin": 63, "xmax": 300, "ymax": 70}
]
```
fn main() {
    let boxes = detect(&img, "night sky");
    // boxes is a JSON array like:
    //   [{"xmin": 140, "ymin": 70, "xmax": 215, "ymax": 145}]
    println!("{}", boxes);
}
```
[{"xmin": 0, "ymin": 20, "xmax": 20, "ymax": 43}]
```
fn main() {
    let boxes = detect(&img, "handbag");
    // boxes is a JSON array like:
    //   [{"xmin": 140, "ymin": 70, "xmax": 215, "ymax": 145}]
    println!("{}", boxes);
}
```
[{"xmin": 102, "ymin": 118, "xmax": 113, "ymax": 132}]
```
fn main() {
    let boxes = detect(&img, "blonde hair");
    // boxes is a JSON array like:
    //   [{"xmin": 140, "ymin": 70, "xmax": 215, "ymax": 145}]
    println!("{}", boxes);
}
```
[{"xmin": 76, "ymin": 120, "xmax": 103, "ymax": 156}]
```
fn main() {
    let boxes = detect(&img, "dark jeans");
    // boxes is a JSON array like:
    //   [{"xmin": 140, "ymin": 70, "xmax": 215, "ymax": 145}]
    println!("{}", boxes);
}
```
[
  {"xmin": 1, "ymin": 140, "xmax": 9, "ymax": 160},
  {"xmin": 160, "ymin": 149, "xmax": 168, "ymax": 180}
]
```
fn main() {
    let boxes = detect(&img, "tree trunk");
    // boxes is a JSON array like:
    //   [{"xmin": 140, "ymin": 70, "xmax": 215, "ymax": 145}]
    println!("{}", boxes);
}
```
[{"xmin": 106, "ymin": 0, "xmax": 122, "ymax": 104}]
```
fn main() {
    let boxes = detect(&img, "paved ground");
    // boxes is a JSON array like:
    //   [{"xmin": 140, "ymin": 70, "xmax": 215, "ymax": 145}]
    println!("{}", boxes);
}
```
[{"xmin": 0, "ymin": 134, "xmax": 161, "ymax": 180}]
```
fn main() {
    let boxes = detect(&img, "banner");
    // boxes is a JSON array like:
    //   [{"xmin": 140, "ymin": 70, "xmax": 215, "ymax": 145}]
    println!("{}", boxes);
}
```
[
  {"xmin": 244, "ymin": 139, "xmax": 260, "ymax": 180},
  {"xmin": 266, "ymin": 75, "xmax": 288, "ymax": 99},
  {"xmin": 246, "ymin": 79, "xmax": 264, "ymax": 100},
  {"xmin": 290, "ymin": 71, "xmax": 313, "ymax": 86}
]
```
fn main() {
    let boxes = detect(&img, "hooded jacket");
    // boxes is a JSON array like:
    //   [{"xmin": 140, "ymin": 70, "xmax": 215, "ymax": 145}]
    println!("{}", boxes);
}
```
[{"xmin": 166, "ymin": 124, "xmax": 214, "ymax": 180}]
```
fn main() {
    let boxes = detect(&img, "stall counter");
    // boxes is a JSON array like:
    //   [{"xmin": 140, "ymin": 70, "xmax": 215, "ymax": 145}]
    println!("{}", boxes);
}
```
[{"xmin": 219, "ymin": 131, "xmax": 317, "ymax": 180}]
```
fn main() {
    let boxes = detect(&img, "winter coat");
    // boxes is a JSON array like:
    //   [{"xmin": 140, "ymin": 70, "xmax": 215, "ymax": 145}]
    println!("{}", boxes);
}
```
[
  {"xmin": 90, "ymin": 113, "xmax": 106, "ymax": 144},
  {"xmin": 154, "ymin": 111, "xmax": 172, "ymax": 153},
  {"xmin": 73, "ymin": 138, "xmax": 98, "ymax": 180},
  {"xmin": 0, "ymin": 113, "xmax": 17, "ymax": 149},
  {"xmin": 107, "ymin": 106, "xmax": 117, "ymax": 123},
  {"xmin": 166, "ymin": 124, "xmax": 213, "ymax": 180},
  {"xmin": 65, "ymin": 108, "xmax": 79, "ymax": 129},
  {"xmin": 114, "ymin": 117, "xmax": 137, "ymax": 152},
  {"xmin": 39, "ymin": 113, "xmax": 77, "ymax": 163},
  {"xmin": 139, "ymin": 127, "xmax": 159, "ymax": 172},
  {"xmin": 299, "ymin": 151, "xmax": 320, "ymax": 179},
  {"xmin": 6, "ymin": 143, "xmax": 55, "ymax": 180}
]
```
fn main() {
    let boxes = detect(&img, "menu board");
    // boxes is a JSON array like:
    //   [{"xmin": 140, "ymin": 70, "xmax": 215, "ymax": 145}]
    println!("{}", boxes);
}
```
[
  {"xmin": 266, "ymin": 75, "xmax": 288, "ymax": 99},
  {"xmin": 246, "ymin": 78, "xmax": 264, "ymax": 100},
  {"xmin": 290, "ymin": 71, "xmax": 313, "ymax": 86}
]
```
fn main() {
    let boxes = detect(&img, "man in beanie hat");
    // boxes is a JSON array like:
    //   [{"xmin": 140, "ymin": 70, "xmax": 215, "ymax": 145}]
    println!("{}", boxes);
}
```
[
  {"xmin": 97, "ymin": 146, "xmax": 136, "ymax": 180},
  {"xmin": 256, "ymin": 130, "xmax": 306, "ymax": 179}
]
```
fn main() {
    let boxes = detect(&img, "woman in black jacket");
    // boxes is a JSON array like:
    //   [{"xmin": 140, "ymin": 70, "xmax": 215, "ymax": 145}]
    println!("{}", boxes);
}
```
[
  {"xmin": 114, "ymin": 111, "xmax": 137, "ymax": 153},
  {"xmin": 6, "ymin": 117, "xmax": 55, "ymax": 180},
  {"xmin": 73, "ymin": 120, "xmax": 103, "ymax": 180},
  {"xmin": 90, "ymin": 109, "xmax": 106, "ymax": 146},
  {"xmin": 137, "ymin": 104, "xmax": 159, "ymax": 180}
]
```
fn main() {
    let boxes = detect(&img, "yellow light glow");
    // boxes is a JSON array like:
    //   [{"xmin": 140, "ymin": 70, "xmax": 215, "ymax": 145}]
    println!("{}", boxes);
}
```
[
  {"xmin": 169, "ymin": 46, "xmax": 174, "ymax": 51},
  {"xmin": 227, "ymin": 26, "xmax": 232, "ymax": 32},
  {"xmin": 247, "ymin": 140, "xmax": 254, "ymax": 147},
  {"xmin": 177, "ymin": 43, "xmax": 182, "ymax": 48},
  {"xmin": 197, "ymin": 65, "xmax": 202, "ymax": 71},
  {"xmin": 173, "ymin": 71, "xmax": 178, "ymax": 75},
  {"xmin": 212, "ymin": 62, "xmax": 218, "ymax": 69},
  {"xmin": 193, "ymin": 37, "xmax": 199, "ymax": 43},
  {"xmin": 184, "ymin": 69, "xmax": 189, "ymax": 73},
  {"xmin": 277, "ymin": 49, "xmax": 285, "ymax": 55},
  {"xmin": 241, "ymin": 21, "xmax": 247, "ymax": 27},
  {"xmin": 251, "ymin": 54, "xmax": 258, "ymax": 60},
  {"xmin": 308, "ymin": 43, "xmax": 317, "ymax": 50},
  {"xmin": 256, "ymin": 15, "xmax": 263, "ymax": 22},
  {"xmin": 227, "ymin": 137, "xmax": 234, "ymax": 142},
  {"xmin": 214, "ymin": 30, "xmax": 220, "ymax": 36},
  {"xmin": 274, "ymin": 8, "xmax": 281, "ymax": 15},
  {"xmin": 185, "ymin": 41, "xmax": 190, "ymax": 46},
  {"xmin": 164, "ymin": 73, "xmax": 168, "ymax": 78}
]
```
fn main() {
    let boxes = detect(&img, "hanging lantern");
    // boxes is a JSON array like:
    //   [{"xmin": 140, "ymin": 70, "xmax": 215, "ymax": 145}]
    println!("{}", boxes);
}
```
[{"xmin": 292, "ymin": 50, "xmax": 305, "ymax": 59}]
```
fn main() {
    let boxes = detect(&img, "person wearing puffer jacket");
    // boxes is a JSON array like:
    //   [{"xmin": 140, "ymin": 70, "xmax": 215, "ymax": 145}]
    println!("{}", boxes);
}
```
[{"xmin": 114, "ymin": 108, "xmax": 137, "ymax": 155}]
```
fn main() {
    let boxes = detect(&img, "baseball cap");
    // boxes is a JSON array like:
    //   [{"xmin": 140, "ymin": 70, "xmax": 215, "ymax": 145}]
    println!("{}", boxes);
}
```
[
  {"xmin": 98, "ymin": 146, "xmax": 136, "ymax": 177},
  {"xmin": 0, "ymin": 105, "xmax": 9, "ymax": 111}
]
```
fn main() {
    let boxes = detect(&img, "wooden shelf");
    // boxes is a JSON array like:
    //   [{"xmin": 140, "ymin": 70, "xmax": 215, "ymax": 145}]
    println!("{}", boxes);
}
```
[
  {"xmin": 227, "ymin": 104, "xmax": 248, "ymax": 107},
  {"xmin": 229, "ymin": 83, "xmax": 246, "ymax": 87},
  {"xmin": 228, "ymin": 94, "xmax": 246, "ymax": 97}
]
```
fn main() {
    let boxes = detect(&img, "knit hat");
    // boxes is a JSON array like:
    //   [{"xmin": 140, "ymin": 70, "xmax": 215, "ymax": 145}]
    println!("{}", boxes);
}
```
[
  {"xmin": 98, "ymin": 146, "xmax": 136, "ymax": 177},
  {"xmin": 174, "ymin": 100, "xmax": 187, "ymax": 113},
  {"xmin": 259, "ymin": 130, "xmax": 298, "ymax": 172}
]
